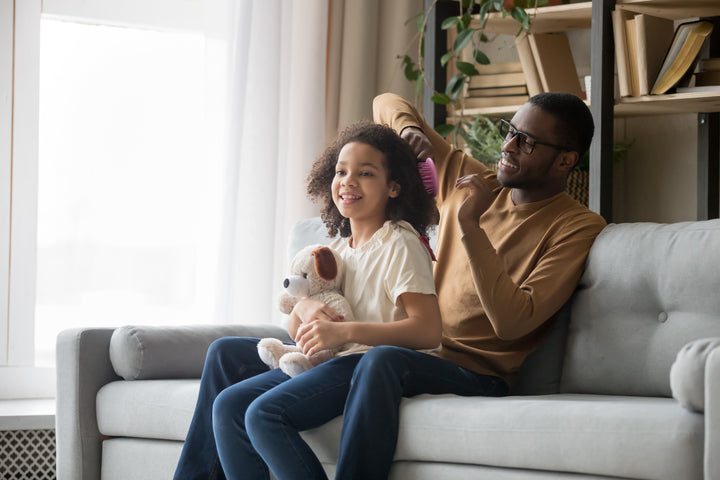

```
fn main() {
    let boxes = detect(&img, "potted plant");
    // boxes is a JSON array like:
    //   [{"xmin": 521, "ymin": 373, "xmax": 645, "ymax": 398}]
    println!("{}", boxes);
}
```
[
  {"xmin": 461, "ymin": 114, "xmax": 634, "ymax": 206},
  {"xmin": 401, "ymin": 0, "xmax": 563, "ymax": 141}
]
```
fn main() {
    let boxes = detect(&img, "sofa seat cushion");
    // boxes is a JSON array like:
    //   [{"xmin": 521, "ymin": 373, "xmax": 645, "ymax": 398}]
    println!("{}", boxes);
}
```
[
  {"xmin": 97, "ymin": 381, "xmax": 703, "ymax": 480},
  {"xmin": 305, "ymin": 393, "xmax": 704, "ymax": 480},
  {"xmin": 97, "ymin": 380, "xmax": 200, "ymax": 441}
]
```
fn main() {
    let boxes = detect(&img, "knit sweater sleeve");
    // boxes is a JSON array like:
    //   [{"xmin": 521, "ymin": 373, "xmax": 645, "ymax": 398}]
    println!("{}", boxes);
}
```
[
  {"xmin": 372, "ymin": 93, "xmax": 475, "ymax": 203},
  {"xmin": 460, "ymin": 212, "xmax": 606, "ymax": 340}
]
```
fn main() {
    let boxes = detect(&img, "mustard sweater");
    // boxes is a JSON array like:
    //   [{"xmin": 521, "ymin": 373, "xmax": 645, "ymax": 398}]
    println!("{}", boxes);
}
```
[{"xmin": 373, "ymin": 93, "xmax": 607, "ymax": 384}]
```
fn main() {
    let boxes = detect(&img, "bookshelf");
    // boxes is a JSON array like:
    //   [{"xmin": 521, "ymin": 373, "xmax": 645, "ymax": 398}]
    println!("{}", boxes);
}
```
[{"xmin": 423, "ymin": 0, "xmax": 720, "ymax": 221}]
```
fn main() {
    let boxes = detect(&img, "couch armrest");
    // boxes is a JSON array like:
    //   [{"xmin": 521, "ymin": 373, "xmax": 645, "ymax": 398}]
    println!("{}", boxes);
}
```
[
  {"xmin": 670, "ymin": 338, "xmax": 720, "ymax": 412},
  {"xmin": 705, "ymin": 347, "xmax": 720, "ymax": 480},
  {"xmin": 109, "ymin": 323, "xmax": 292, "ymax": 380},
  {"xmin": 56, "ymin": 328, "xmax": 119, "ymax": 480}
]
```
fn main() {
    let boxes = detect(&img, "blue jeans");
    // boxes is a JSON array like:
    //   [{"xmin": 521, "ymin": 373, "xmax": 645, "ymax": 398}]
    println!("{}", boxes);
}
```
[{"xmin": 174, "ymin": 338, "xmax": 508, "ymax": 480}]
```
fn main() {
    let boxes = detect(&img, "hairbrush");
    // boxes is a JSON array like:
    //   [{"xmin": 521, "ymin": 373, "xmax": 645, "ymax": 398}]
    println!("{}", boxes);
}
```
[{"xmin": 417, "ymin": 157, "xmax": 438, "ymax": 196}]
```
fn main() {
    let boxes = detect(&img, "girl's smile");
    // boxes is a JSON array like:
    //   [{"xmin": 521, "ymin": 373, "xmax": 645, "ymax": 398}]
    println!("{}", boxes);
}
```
[{"xmin": 332, "ymin": 141, "xmax": 400, "ymax": 245}]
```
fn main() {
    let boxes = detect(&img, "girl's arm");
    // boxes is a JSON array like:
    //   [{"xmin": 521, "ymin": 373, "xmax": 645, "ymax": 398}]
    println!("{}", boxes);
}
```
[
  {"xmin": 287, "ymin": 298, "xmax": 345, "ymax": 339},
  {"xmin": 295, "ymin": 292, "xmax": 442, "ymax": 356}
]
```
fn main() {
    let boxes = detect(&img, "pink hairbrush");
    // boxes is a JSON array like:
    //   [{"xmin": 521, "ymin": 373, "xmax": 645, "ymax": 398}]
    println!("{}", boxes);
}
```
[{"xmin": 418, "ymin": 157, "xmax": 438, "ymax": 196}]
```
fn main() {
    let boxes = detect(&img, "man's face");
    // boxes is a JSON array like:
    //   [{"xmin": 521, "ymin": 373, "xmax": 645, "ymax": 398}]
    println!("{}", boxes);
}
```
[{"xmin": 496, "ymin": 103, "xmax": 566, "ymax": 199}]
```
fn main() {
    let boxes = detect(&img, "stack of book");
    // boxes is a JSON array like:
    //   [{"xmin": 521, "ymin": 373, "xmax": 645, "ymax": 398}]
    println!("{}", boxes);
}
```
[
  {"xmin": 458, "ymin": 61, "xmax": 530, "ymax": 110},
  {"xmin": 613, "ymin": 9, "xmax": 714, "ymax": 96},
  {"xmin": 514, "ymin": 31, "xmax": 584, "ymax": 99},
  {"xmin": 693, "ymin": 57, "xmax": 720, "ymax": 89}
]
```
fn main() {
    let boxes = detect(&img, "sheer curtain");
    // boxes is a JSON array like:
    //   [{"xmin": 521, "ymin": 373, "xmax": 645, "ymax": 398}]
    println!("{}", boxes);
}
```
[
  {"xmin": 207, "ymin": 0, "xmax": 421, "ymax": 326},
  {"xmin": 208, "ymin": 0, "xmax": 327, "ymax": 325}
]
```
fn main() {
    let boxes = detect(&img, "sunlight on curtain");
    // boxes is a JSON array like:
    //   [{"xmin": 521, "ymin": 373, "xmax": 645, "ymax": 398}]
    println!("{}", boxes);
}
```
[
  {"xmin": 215, "ymin": 0, "xmax": 326, "ymax": 327},
  {"xmin": 36, "ymin": 20, "xmax": 225, "ymax": 366},
  {"xmin": 35, "ymin": 1, "xmax": 328, "ymax": 367}
]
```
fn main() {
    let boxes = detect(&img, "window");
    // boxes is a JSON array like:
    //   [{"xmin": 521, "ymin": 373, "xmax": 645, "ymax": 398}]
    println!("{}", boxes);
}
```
[{"xmin": 34, "ymin": 19, "xmax": 225, "ymax": 367}]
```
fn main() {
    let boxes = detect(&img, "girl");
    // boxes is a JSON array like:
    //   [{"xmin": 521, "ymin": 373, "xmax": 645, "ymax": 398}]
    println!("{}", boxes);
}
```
[{"xmin": 173, "ymin": 122, "xmax": 441, "ymax": 480}]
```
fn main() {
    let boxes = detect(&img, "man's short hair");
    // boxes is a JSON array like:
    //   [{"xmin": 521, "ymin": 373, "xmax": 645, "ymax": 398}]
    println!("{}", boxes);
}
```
[{"xmin": 528, "ymin": 92, "xmax": 594, "ymax": 159}]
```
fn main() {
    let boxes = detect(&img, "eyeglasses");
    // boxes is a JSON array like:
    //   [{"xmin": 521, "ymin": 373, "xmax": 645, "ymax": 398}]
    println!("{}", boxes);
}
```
[{"xmin": 499, "ymin": 119, "xmax": 567, "ymax": 155}]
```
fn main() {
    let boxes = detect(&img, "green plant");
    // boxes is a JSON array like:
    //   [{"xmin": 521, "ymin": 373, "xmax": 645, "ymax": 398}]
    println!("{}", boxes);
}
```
[
  {"xmin": 400, "ymin": 0, "xmax": 550, "ymax": 140},
  {"xmin": 576, "ymin": 138, "xmax": 635, "ymax": 171},
  {"xmin": 463, "ymin": 114, "xmax": 504, "ymax": 166},
  {"xmin": 462, "ymin": 114, "xmax": 635, "ymax": 172}
]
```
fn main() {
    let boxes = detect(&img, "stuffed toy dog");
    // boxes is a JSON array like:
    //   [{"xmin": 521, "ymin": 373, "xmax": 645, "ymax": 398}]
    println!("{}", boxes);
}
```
[{"xmin": 257, "ymin": 245, "xmax": 355, "ymax": 377}]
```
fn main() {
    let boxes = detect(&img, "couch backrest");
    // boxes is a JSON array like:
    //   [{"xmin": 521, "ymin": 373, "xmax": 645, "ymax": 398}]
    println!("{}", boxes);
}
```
[
  {"xmin": 560, "ymin": 219, "xmax": 720, "ymax": 397},
  {"xmin": 287, "ymin": 218, "xmax": 560, "ymax": 395}
]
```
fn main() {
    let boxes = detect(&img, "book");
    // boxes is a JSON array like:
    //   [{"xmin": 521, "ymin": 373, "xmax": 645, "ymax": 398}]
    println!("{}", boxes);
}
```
[
  {"xmin": 612, "ymin": 8, "xmax": 633, "ymax": 97},
  {"xmin": 514, "ymin": 32, "xmax": 543, "ymax": 97},
  {"xmin": 700, "ymin": 57, "xmax": 720, "ymax": 72},
  {"xmin": 527, "ymin": 32, "xmax": 583, "ymax": 97},
  {"xmin": 624, "ymin": 15, "xmax": 640, "ymax": 96},
  {"xmin": 677, "ymin": 85, "xmax": 720, "ymax": 93},
  {"xmin": 651, "ymin": 20, "xmax": 714, "ymax": 95},
  {"xmin": 467, "ymin": 85, "xmax": 528, "ymax": 97},
  {"xmin": 468, "ymin": 72, "xmax": 527, "ymax": 89},
  {"xmin": 475, "ymin": 62, "xmax": 523, "ymax": 75},
  {"xmin": 694, "ymin": 70, "xmax": 720, "ymax": 87},
  {"xmin": 462, "ymin": 95, "xmax": 530, "ymax": 109},
  {"xmin": 635, "ymin": 14, "xmax": 675, "ymax": 96}
]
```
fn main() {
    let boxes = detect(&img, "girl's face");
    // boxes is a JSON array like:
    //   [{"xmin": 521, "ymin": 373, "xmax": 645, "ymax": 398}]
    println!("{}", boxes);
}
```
[{"xmin": 332, "ymin": 141, "xmax": 400, "ymax": 227}]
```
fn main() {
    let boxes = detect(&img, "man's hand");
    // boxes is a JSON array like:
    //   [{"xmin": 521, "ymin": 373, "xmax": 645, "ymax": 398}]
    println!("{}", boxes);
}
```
[
  {"xmin": 456, "ymin": 174, "xmax": 495, "ymax": 233},
  {"xmin": 400, "ymin": 126, "xmax": 433, "ymax": 161}
]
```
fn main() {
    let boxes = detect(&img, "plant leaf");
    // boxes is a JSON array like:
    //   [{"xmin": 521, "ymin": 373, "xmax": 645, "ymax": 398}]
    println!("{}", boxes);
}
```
[
  {"xmin": 441, "ymin": 16, "xmax": 459, "ymax": 30},
  {"xmin": 456, "ymin": 61, "xmax": 480, "ymax": 76},
  {"xmin": 435, "ymin": 123, "xmax": 455, "ymax": 138},
  {"xmin": 511, "ymin": 7, "xmax": 530, "ymax": 31},
  {"xmin": 453, "ymin": 28, "xmax": 474, "ymax": 53},
  {"xmin": 430, "ymin": 93, "xmax": 451, "ymax": 105},
  {"xmin": 445, "ymin": 73, "xmax": 466, "ymax": 98},
  {"xmin": 473, "ymin": 49, "xmax": 490, "ymax": 65},
  {"xmin": 440, "ymin": 51, "xmax": 455, "ymax": 67}
]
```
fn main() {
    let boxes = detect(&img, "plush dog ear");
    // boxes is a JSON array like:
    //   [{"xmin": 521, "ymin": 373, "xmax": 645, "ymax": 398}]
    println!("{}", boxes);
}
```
[{"xmin": 312, "ymin": 247, "xmax": 338, "ymax": 281}]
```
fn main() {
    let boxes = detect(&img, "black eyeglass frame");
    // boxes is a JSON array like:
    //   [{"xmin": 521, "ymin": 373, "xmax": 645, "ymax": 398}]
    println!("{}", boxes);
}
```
[{"xmin": 499, "ymin": 119, "xmax": 568, "ymax": 155}]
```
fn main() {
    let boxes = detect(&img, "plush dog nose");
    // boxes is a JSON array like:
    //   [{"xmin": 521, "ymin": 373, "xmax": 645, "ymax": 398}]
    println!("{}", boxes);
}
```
[{"xmin": 283, "ymin": 278, "xmax": 290, "ymax": 288}]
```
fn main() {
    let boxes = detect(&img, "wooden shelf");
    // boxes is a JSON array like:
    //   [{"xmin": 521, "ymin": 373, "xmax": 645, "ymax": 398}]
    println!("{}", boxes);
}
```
[
  {"xmin": 616, "ymin": 0, "xmax": 720, "ymax": 20},
  {"xmin": 615, "ymin": 91, "xmax": 720, "ymax": 116},
  {"xmin": 473, "ymin": 2, "xmax": 591, "ymax": 36}
]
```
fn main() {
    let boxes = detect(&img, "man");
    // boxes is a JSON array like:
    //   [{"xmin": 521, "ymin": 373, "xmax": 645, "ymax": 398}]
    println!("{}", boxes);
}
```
[{"xmin": 327, "ymin": 92, "xmax": 607, "ymax": 479}]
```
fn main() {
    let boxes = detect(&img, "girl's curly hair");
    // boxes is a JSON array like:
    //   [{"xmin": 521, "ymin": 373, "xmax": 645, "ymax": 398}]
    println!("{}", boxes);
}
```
[{"xmin": 307, "ymin": 121, "xmax": 438, "ymax": 238}]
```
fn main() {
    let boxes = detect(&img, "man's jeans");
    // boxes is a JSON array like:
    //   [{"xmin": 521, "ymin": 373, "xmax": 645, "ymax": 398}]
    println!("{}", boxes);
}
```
[{"xmin": 173, "ymin": 337, "xmax": 508, "ymax": 480}]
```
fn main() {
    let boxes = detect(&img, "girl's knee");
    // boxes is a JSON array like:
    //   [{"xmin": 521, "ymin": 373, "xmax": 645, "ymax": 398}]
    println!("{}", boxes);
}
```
[
  {"xmin": 353, "ymin": 346, "xmax": 409, "ymax": 380},
  {"xmin": 359, "ymin": 345, "xmax": 406, "ymax": 368}
]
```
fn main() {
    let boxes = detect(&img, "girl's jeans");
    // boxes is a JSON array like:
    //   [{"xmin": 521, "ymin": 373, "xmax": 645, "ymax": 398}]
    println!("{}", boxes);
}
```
[{"xmin": 173, "ymin": 337, "xmax": 508, "ymax": 480}]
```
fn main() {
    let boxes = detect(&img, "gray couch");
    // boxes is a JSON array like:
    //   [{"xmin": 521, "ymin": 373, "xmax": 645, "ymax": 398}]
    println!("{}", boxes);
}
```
[{"xmin": 56, "ymin": 217, "xmax": 720, "ymax": 480}]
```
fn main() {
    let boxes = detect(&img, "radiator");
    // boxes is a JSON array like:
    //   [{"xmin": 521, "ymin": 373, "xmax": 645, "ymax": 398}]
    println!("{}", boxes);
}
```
[{"xmin": 0, "ymin": 429, "xmax": 56, "ymax": 480}]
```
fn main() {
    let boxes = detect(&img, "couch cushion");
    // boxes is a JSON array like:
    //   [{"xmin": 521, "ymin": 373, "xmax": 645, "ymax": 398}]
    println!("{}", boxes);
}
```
[
  {"xmin": 562, "ymin": 219, "xmax": 720, "ymax": 397},
  {"xmin": 109, "ymin": 324, "xmax": 291, "ymax": 380},
  {"xmin": 306, "ymin": 393, "xmax": 703, "ymax": 480},
  {"xmin": 103, "ymin": 379, "xmax": 703, "ymax": 480},
  {"xmin": 97, "ymin": 380, "xmax": 199, "ymax": 441}
]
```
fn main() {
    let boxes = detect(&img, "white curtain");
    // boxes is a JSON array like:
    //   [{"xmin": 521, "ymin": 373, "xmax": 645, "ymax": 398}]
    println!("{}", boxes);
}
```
[{"xmin": 206, "ymin": 0, "xmax": 327, "ymax": 325}]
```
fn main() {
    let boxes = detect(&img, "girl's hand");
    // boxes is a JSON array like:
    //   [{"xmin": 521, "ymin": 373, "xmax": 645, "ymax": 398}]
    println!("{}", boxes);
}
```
[
  {"xmin": 295, "ymin": 320, "xmax": 348, "ymax": 356},
  {"xmin": 456, "ymin": 174, "xmax": 494, "ymax": 233},
  {"xmin": 400, "ymin": 126, "xmax": 433, "ymax": 161},
  {"xmin": 293, "ymin": 298, "xmax": 344, "ymax": 324}
]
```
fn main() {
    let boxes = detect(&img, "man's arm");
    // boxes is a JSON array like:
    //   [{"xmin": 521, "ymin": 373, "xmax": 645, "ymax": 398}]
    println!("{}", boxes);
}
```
[{"xmin": 462, "ymin": 214, "xmax": 605, "ymax": 340}]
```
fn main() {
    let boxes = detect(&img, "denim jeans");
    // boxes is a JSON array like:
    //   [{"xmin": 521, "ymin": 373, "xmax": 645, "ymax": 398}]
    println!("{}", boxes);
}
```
[{"xmin": 173, "ymin": 338, "xmax": 508, "ymax": 480}]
